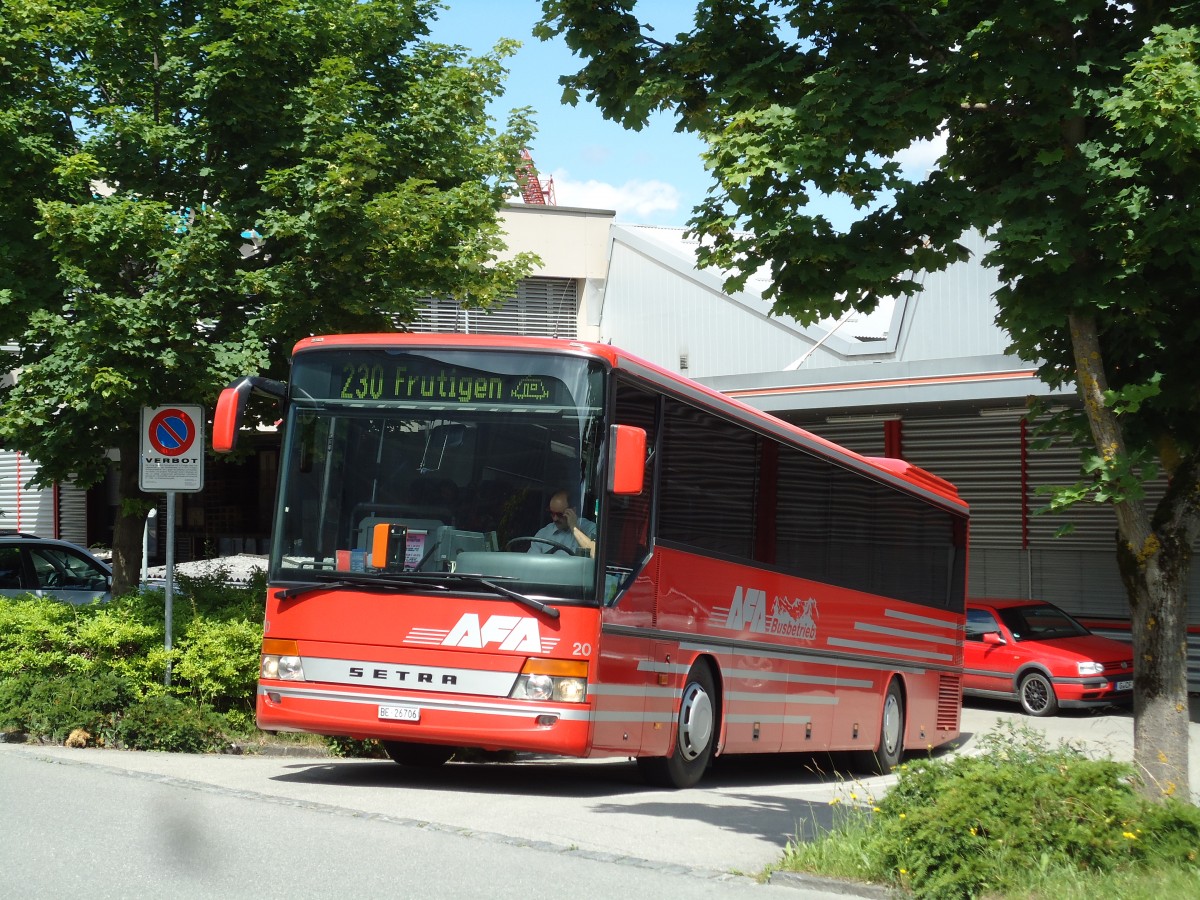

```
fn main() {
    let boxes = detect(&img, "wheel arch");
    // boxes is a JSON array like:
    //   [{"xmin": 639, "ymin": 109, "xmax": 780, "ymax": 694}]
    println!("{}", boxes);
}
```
[{"xmin": 1011, "ymin": 662, "xmax": 1054, "ymax": 694}]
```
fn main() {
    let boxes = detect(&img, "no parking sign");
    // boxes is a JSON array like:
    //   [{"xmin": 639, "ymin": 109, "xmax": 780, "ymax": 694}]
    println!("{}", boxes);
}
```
[{"xmin": 140, "ymin": 405, "xmax": 205, "ymax": 492}]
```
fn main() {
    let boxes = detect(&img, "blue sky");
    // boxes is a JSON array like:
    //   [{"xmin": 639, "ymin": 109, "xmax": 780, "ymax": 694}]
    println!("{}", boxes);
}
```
[
  {"xmin": 428, "ymin": 1, "xmax": 944, "ymax": 230},
  {"xmin": 428, "ymin": 0, "xmax": 716, "ymax": 227}
]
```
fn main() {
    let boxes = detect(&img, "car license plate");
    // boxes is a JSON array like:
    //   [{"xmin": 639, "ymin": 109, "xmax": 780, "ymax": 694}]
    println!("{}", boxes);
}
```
[
  {"xmin": 378, "ymin": 704, "xmax": 420, "ymax": 722},
  {"xmin": 1116, "ymin": 680, "xmax": 1133, "ymax": 692}
]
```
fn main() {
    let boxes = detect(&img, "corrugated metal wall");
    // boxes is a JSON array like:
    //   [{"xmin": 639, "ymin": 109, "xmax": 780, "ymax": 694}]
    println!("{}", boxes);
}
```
[
  {"xmin": 413, "ymin": 277, "xmax": 578, "ymax": 338},
  {"xmin": 0, "ymin": 449, "xmax": 88, "ymax": 543},
  {"xmin": 1, "ymin": 450, "xmax": 53, "ymax": 534}
]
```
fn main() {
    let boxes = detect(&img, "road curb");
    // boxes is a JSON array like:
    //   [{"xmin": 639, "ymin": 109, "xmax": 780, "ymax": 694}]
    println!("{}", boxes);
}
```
[{"xmin": 768, "ymin": 870, "xmax": 893, "ymax": 897}]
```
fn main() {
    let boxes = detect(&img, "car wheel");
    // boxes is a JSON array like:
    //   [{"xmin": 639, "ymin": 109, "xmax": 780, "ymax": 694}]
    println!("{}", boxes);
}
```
[
  {"xmin": 855, "ymin": 678, "xmax": 905, "ymax": 774},
  {"xmin": 381, "ymin": 741, "xmax": 455, "ymax": 767},
  {"xmin": 1018, "ymin": 671, "xmax": 1059, "ymax": 717},
  {"xmin": 637, "ymin": 663, "xmax": 717, "ymax": 788}
]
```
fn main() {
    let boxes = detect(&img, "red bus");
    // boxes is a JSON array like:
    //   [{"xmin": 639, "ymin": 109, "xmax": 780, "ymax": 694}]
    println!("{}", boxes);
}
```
[{"xmin": 214, "ymin": 334, "xmax": 968, "ymax": 787}]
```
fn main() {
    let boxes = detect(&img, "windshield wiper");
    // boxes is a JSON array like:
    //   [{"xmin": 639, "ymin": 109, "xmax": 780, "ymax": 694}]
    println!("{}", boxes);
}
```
[
  {"xmin": 442, "ymin": 573, "xmax": 560, "ymax": 619},
  {"xmin": 277, "ymin": 573, "xmax": 450, "ymax": 600},
  {"xmin": 276, "ymin": 571, "xmax": 559, "ymax": 618}
]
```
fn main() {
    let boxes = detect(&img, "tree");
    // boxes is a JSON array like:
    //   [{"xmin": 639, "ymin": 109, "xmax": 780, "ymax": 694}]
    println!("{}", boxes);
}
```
[
  {"xmin": 0, "ymin": 0, "xmax": 536, "ymax": 595},
  {"xmin": 538, "ymin": 0, "xmax": 1200, "ymax": 800}
]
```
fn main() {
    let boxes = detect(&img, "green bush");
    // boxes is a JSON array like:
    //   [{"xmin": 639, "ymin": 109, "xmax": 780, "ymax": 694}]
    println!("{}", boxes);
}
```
[
  {"xmin": 782, "ymin": 724, "xmax": 1200, "ymax": 897},
  {"xmin": 0, "ymin": 597, "xmax": 78, "ymax": 678},
  {"xmin": 782, "ymin": 722, "xmax": 1200, "ymax": 899},
  {"xmin": 0, "ymin": 575, "xmax": 266, "ymax": 751},
  {"xmin": 871, "ymin": 726, "xmax": 1140, "ymax": 897},
  {"xmin": 115, "ymin": 694, "xmax": 226, "ymax": 753},
  {"xmin": 0, "ymin": 670, "xmax": 137, "ymax": 742},
  {"xmin": 173, "ymin": 617, "xmax": 262, "ymax": 711}
]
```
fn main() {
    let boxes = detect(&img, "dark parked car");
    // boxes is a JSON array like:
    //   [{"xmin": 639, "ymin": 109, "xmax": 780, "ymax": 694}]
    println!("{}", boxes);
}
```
[
  {"xmin": 964, "ymin": 599, "xmax": 1134, "ymax": 716},
  {"xmin": 0, "ymin": 532, "xmax": 112, "ymax": 604}
]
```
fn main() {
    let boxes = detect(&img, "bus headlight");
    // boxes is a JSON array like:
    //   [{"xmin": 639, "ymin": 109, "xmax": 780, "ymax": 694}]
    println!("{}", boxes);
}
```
[
  {"xmin": 261, "ymin": 639, "xmax": 305, "ymax": 681},
  {"xmin": 509, "ymin": 659, "xmax": 588, "ymax": 703}
]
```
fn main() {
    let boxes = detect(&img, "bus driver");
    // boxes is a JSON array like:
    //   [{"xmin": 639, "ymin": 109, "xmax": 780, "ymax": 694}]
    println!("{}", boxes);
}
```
[{"xmin": 529, "ymin": 490, "xmax": 596, "ymax": 557}]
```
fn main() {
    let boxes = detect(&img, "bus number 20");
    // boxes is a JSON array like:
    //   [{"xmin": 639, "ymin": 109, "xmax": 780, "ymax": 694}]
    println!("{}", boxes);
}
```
[{"xmin": 572, "ymin": 642, "xmax": 592, "ymax": 656}]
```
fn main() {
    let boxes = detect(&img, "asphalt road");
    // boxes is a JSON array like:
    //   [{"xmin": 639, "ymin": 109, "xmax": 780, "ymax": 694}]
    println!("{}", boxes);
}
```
[{"xmin": 2, "ymin": 698, "xmax": 1196, "ymax": 899}]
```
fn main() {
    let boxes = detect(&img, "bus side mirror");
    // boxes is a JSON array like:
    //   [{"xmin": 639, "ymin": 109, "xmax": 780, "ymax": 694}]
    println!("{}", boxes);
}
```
[
  {"xmin": 212, "ymin": 386, "xmax": 244, "ymax": 453},
  {"xmin": 608, "ymin": 425, "xmax": 646, "ymax": 495},
  {"xmin": 212, "ymin": 376, "xmax": 287, "ymax": 453}
]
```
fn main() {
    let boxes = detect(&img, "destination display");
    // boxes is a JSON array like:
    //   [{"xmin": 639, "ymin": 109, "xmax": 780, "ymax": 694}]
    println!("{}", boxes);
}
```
[{"xmin": 292, "ymin": 350, "xmax": 575, "ymax": 407}]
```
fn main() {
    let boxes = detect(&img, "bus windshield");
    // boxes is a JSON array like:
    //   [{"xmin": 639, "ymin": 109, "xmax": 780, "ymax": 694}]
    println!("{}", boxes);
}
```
[{"xmin": 271, "ymin": 347, "xmax": 607, "ymax": 603}]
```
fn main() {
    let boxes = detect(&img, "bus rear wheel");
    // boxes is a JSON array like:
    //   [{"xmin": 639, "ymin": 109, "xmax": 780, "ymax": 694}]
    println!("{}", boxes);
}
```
[
  {"xmin": 637, "ymin": 663, "xmax": 717, "ymax": 789},
  {"xmin": 381, "ymin": 741, "xmax": 455, "ymax": 767},
  {"xmin": 855, "ymin": 679, "xmax": 905, "ymax": 775}
]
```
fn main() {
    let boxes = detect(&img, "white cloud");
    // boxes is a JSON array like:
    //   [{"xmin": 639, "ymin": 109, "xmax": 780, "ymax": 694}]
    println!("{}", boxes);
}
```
[
  {"xmin": 893, "ymin": 131, "xmax": 948, "ymax": 180},
  {"xmin": 550, "ymin": 169, "xmax": 682, "ymax": 220}
]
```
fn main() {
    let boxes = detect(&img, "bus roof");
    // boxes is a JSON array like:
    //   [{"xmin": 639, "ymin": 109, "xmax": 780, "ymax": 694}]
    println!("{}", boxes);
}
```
[{"xmin": 292, "ymin": 334, "xmax": 968, "ymax": 514}]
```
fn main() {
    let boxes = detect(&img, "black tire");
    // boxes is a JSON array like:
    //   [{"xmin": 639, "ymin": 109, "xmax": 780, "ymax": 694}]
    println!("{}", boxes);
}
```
[
  {"xmin": 637, "ymin": 663, "xmax": 718, "ymax": 789},
  {"xmin": 1018, "ymin": 671, "xmax": 1059, "ymax": 717},
  {"xmin": 381, "ymin": 741, "xmax": 455, "ymax": 767},
  {"xmin": 855, "ymin": 679, "xmax": 905, "ymax": 775}
]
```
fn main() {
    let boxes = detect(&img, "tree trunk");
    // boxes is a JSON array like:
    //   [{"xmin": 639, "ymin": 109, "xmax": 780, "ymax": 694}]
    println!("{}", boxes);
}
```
[
  {"xmin": 1069, "ymin": 313, "xmax": 1194, "ymax": 801},
  {"xmin": 1118, "ymin": 524, "xmax": 1194, "ymax": 800},
  {"xmin": 111, "ymin": 440, "xmax": 153, "ymax": 598}
]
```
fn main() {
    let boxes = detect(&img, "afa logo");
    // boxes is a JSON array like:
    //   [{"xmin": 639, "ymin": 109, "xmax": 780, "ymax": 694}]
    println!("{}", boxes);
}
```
[
  {"xmin": 723, "ymin": 586, "xmax": 818, "ymax": 641},
  {"xmin": 441, "ymin": 613, "xmax": 543, "ymax": 652}
]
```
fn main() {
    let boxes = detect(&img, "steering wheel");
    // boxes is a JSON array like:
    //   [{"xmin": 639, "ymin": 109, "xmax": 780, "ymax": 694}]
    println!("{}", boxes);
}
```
[{"xmin": 505, "ymin": 536, "xmax": 581, "ymax": 556}]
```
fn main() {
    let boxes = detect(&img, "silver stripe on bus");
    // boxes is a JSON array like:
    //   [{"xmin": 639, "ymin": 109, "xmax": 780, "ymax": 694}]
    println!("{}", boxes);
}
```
[
  {"xmin": 675, "ymin": 638, "xmax": 931, "ymax": 676},
  {"xmin": 635, "ymin": 660, "xmax": 690, "ymax": 675},
  {"xmin": 719, "ymin": 668, "xmax": 873, "ymax": 689},
  {"xmin": 726, "ymin": 714, "xmax": 814, "ymax": 725},
  {"xmin": 826, "ymin": 637, "xmax": 954, "ymax": 662},
  {"xmin": 587, "ymin": 684, "xmax": 679, "ymax": 699},
  {"xmin": 885, "ymin": 608, "xmax": 962, "ymax": 631},
  {"xmin": 637, "ymin": 654, "xmax": 872, "ymax": 688},
  {"xmin": 725, "ymin": 691, "xmax": 839, "ymax": 705},
  {"xmin": 590, "ymin": 711, "xmax": 677, "ymax": 723},
  {"xmin": 258, "ymin": 684, "xmax": 592, "ymax": 720},
  {"xmin": 853, "ymin": 622, "xmax": 960, "ymax": 646}
]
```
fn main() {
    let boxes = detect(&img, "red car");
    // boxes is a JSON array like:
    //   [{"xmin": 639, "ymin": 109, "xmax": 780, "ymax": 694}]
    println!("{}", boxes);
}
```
[{"xmin": 964, "ymin": 599, "xmax": 1134, "ymax": 716}]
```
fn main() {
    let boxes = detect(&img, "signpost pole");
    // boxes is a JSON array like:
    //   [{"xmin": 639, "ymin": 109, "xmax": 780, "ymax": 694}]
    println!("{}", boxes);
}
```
[
  {"xmin": 139, "ymin": 405, "xmax": 203, "ymax": 687},
  {"xmin": 164, "ymin": 490, "xmax": 175, "ymax": 686}
]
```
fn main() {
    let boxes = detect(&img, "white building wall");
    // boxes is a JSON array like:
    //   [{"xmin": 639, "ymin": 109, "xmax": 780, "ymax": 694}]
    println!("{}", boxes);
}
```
[
  {"xmin": 892, "ymin": 230, "xmax": 1011, "ymax": 362},
  {"xmin": 596, "ymin": 224, "xmax": 1013, "ymax": 379},
  {"xmin": 498, "ymin": 204, "xmax": 614, "ymax": 341},
  {"xmin": 600, "ymin": 232, "xmax": 822, "ymax": 378}
]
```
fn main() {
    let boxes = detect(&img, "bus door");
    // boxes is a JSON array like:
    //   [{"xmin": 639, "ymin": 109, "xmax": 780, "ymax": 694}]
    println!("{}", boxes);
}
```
[{"xmin": 591, "ymin": 380, "xmax": 661, "ymax": 755}]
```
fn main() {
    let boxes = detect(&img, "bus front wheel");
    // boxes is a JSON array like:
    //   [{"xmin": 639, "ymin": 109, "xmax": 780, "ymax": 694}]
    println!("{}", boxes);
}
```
[
  {"xmin": 855, "ymin": 679, "xmax": 905, "ymax": 775},
  {"xmin": 637, "ymin": 663, "xmax": 717, "ymax": 789}
]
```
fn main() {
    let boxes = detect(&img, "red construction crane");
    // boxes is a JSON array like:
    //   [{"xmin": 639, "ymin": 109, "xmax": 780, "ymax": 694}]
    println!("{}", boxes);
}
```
[{"xmin": 515, "ymin": 149, "xmax": 555, "ymax": 205}]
